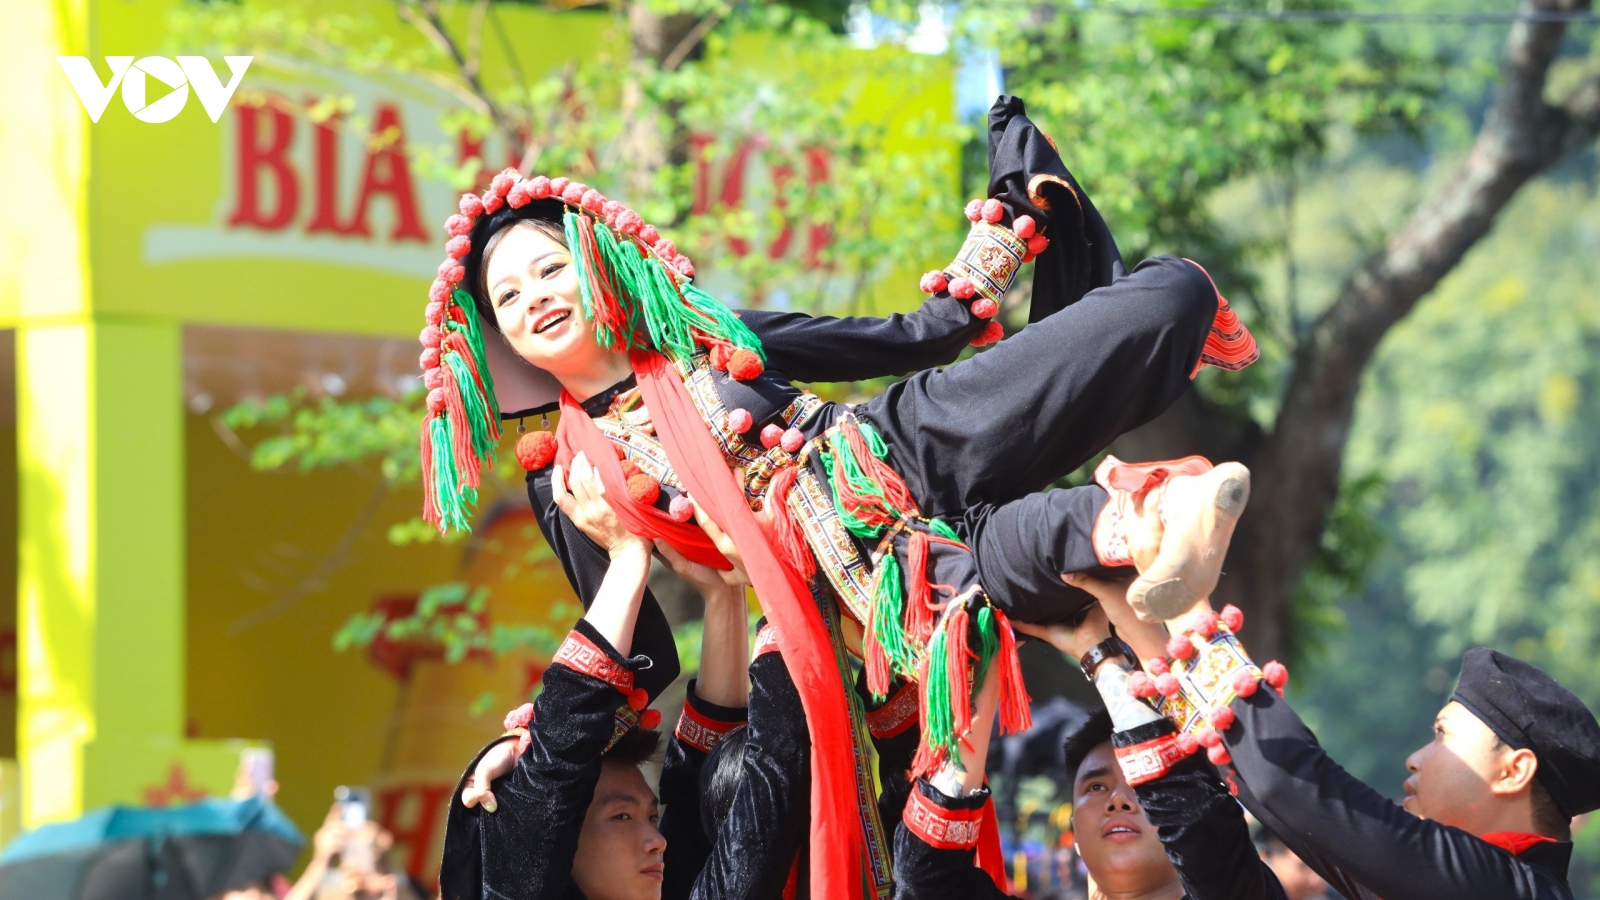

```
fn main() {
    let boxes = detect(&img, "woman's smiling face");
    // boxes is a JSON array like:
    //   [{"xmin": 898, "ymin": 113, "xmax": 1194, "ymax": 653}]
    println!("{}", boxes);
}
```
[{"xmin": 484, "ymin": 221, "xmax": 603, "ymax": 373}]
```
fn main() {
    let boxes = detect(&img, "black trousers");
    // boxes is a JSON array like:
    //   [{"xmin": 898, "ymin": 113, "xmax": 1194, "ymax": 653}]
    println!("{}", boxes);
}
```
[{"xmin": 857, "ymin": 255, "xmax": 1217, "ymax": 622}]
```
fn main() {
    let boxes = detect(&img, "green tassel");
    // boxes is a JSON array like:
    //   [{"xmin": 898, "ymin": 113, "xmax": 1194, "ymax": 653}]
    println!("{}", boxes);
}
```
[
  {"xmin": 928, "ymin": 517, "xmax": 960, "ymax": 543},
  {"xmin": 820, "ymin": 430, "xmax": 902, "ymax": 538},
  {"xmin": 430, "ymin": 417, "xmax": 473, "ymax": 533},
  {"xmin": 974, "ymin": 605, "xmax": 999, "ymax": 698},
  {"xmin": 563, "ymin": 212, "xmax": 599, "ymax": 328},
  {"xmin": 870, "ymin": 550, "xmax": 914, "ymax": 678},
  {"xmin": 451, "ymin": 288, "xmax": 498, "ymax": 411},
  {"xmin": 445, "ymin": 352, "xmax": 497, "ymax": 462},
  {"xmin": 923, "ymin": 622, "xmax": 956, "ymax": 757}
]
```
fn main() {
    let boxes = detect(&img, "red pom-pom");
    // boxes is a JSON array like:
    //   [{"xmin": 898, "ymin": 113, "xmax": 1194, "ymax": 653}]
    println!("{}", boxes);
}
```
[
  {"xmin": 581, "ymin": 189, "xmax": 606, "ymax": 214},
  {"xmin": 504, "ymin": 702, "xmax": 535, "ymax": 731},
  {"xmin": 669, "ymin": 494, "xmax": 695, "ymax": 522},
  {"xmin": 709, "ymin": 343, "xmax": 733, "ymax": 370},
  {"xmin": 628, "ymin": 687, "xmax": 648, "ymax": 711},
  {"xmin": 506, "ymin": 182, "xmax": 533, "ymax": 209},
  {"xmin": 639, "ymin": 224, "xmax": 660, "ymax": 245},
  {"xmin": 1263, "ymin": 661, "xmax": 1289, "ymax": 691},
  {"xmin": 548, "ymin": 176, "xmax": 570, "ymax": 195},
  {"xmin": 964, "ymin": 199, "xmax": 984, "ymax": 222},
  {"xmin": 446, "ymin": 236, "xmax": 471, "ymax": 259},
  {"xmin": 639, "ymin": 709, "xmax": 662, "ymax": 730},
  {"xmin": 1166, "ymin": 635, "xmax": 1195, "ymax": 661},
  {"xmin": 615, "ymin": 211, "xmax": 643, "ymax": 235},
  {"xmin": 560, "ymin": 182, "xmax": 587, "ymax": 205},
  {"xmin": 528, "ymin": 175, "xmax": 552, "ymax": 199},
  {"xmin": 482, "ymin": 191, "xmax": 504, "ymax": 214},
  {"xmin": 1196, "ymin": 727, "xmax": 1222, "ymax": 749},
  {"xmin": 780, "ymin": 427, "xmax": 804, "ymax": 454},
  {"xmin": 676, "ymin": 256, "xmax": 696, "ymax": 278},
  {"xmin": 1220, "ymin": 604, "xmax": 1245, "ymax": 632},
  {"xmin": 1177, "ymin": 733, "xmax": 1200, "ymax": 756},
  {"xmin": 727, "ymin": 349, "xmax": 763, "ymax": 381},
  {"xmin": 727, "ymin": 408, "xmax": 754, "ymax": 433},
  {"xmin": 760, "ymin": 424, "xmax": 783, "ymax": 449},
  {"xmin": 1145, "ymin": 656, "xmax": 1170, "ymax": 677},
  {"xmin": 1207, "ymin": 744, "xmax": 1232, "ymax": 766},
  {"xmin": 490, "ymin": 171, "xmax": 516, "ymax": 197},
  {"xmin": 1209, "ymin": 706, "xmax": 1237, "ymax": 731},
  {"xmin": 459, "ymin": 193, "xmax": 484, "ymax": 217},
  {"xmin": 602, "ymin": 200, "xmax": 623, "ymax": 220},
  {"xmin": 1027, "ymin": 233, "xmax": 1050, "ymax": 255},
  {"xmin": 970, "ymin": 321, "xmax": 1004, "ymax": 347},
  {"xmin": 1193, "ymin": 611, "xmax": 1220, "ymax": 638},
  {"xmin": 1156, "ymin": 673, "xmax": 1181, "ymax": 698},
  {"xmin": 948, "ymin": 277, "xmax": 976, "ymax": 300},
  {"xmin": 970, "ymin": 298, "xmax": 999, "ymax": 319},
  {"xmin": 445, "ymin": 214, "xmax": 473, "ymax": 236},
  {"xmin": 425, "ymin": 301, "xmax": 445, "ymax": 325},
  {"xmin": 1021, "ymin": 250, "xmax": 1037, "ymax": 265},
  {"xmin": 423, "ymin": 368, "xmax": 444, "ymax": 390},
  {"xmin": 627, "ymin": 473, "xmax": 661, "ymax": 505},
  {"xmin": 515, "ymin": 431, "xmax": 558, "ymax": 471},
  {"xmin": 429, "ymin": 279, "xmax": 451, "ymax": 303},
  {"xmin": 1012, "ymin": 214, "xmax": 1036, "ymax": 240},
  {"xmin": 620, "ymin": 459, "xmax": 643, "ymax": 481},
  {"xmin": 981, "ymin": 198, "xmax": 1004, "ymax": 224},
  {"xmin": 420, "ymin": 347, "xmax": 441, "ymax": 370},
  {"xmin": 426, "ymin": 388, "xmax": 447, "ymax": 414},
  {"xmin": 920, "ymin": 271, "xmax": 949, "ymax": 294},
  {"xmin": 1128, "ymin": 671, "xmax": 1158, "ymax": 699},
  {"xmin": 1232, "ymin": 669, "xmax": 1259, "ymax": 698},
  {"xmin": 420, "ymin": 325, "xmax": 443, "ymax": 349},
  {"xmin": 654, "ymin": 239, "xmax": 677, "ymax": 260}
]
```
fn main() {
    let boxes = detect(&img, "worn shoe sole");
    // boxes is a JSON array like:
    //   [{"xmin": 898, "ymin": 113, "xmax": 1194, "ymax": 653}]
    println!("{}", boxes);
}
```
[{"xmin": 1129, "ymin": 465, "xmax": 1251, "ymax": 622}]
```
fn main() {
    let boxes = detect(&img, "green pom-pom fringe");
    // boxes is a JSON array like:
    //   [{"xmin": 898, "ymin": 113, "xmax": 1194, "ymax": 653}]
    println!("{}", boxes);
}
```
[
  {"xmin": 451, "ymin": 288, "xmax": 498, "ymax": 410},
  {"xmin": 444, "ymin": 352, "xmax": 497, "ymax": 463},
  {"xmin": 923, "ymin": 621, "xmax": 957, "ymax": 758},
  {"xmin": 430, "ymin": 416, "xmax": 474, "ymax": 533},
  {"xmin": 870, "ymin": 550, "xmax": 914, "ymax": 681}
]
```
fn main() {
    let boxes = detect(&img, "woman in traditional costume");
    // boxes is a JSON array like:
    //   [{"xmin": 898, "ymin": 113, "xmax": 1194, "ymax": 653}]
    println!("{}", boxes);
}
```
[{"xmin": 422, "ymin": 96, "xmax": 1256, "ymax": 897}]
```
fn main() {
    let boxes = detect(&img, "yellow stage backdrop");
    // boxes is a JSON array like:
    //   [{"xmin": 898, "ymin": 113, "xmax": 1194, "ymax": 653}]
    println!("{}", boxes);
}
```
[{"xmin": 0, "ymin": 0, "xmax": 954, "ymax": 879}]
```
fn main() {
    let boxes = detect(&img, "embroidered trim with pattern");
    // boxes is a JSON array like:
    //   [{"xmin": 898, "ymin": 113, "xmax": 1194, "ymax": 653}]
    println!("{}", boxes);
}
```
[
  {"xmin": 553, "ymin": 631, "xmax": 635, "ymax": 694},
  {"xmin": 1115, "ymin": 733, "xmax": 1197, "ymax": 786},
  {"xmin": 867, "ymin": 682, "xmax": 920, "ymax": 739},
  {"xmin": 675, "ymin": 701, "xmax": 745, "ymax": 753},
  {"xmin": 903, "ymin": 787, "xmax": 985, "ymax": 850},
  {"xmin": 754, "ymin": 623, "xmax": 782, "ymax": 658}
]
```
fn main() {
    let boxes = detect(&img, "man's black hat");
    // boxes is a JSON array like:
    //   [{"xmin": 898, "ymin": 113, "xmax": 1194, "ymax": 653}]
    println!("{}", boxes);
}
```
[{"xmin": 1451, "ymin": 647, "xmax": 1600, "ymax": 818}]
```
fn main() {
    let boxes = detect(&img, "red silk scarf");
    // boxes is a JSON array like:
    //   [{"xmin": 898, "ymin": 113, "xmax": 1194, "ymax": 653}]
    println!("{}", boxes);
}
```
[{"xmin": 554, "ymin": 351, "xmax": 870, "ymax": 899}]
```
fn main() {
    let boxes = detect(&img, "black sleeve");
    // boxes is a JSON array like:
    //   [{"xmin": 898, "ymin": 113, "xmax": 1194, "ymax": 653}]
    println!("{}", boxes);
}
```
[
  {"xmin": 528, "ymin": 469, "xmax": 680, "ymax": 697},
  {"xmin": 891, "ymin": 781, "xmax": 1014, "ymax": 900},
  {"xmin": 660, "ymin": 683, "xmax": 747, "ymax": 900},
  {"xmin": 1224, "ymin": 687, "xmax": 1570, "ymax": 900},
  {"xmin": 739, "ymin": 294, "xmax": 985, "ymax": 384},
  {"xmin": 438, "ymin": 620, "xmax": 641, "ymax": 900},
  {"xmin": 689, "ymin": 649, "xmax": 812, "ymax": 900},
  {"xmin": 1117, "ymin": 720, "xmax": 1287, "ymax": 900}
]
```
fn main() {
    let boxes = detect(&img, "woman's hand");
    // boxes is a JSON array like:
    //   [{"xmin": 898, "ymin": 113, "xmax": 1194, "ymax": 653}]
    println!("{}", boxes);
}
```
[
  {"xmin": 553, "ymin": 452, "xmax": 650, "ymax": 558},
  {"xmin": 1061, "ymin": 572, "xmax": 1170, "ymax": 663},
  {"xmin": 655, "ymin": 497, "xmax": 751, "ymax": 596},
  {"xmin": 1013, "ymin": 603, "xmax": 1114, "ymax": 662},
  {"xmin": 459, "ymin": 737, "xmax": 521, "ymax": 814}
]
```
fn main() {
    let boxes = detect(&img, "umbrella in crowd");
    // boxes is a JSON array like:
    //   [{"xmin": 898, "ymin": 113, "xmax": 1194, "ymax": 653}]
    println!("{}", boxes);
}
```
[{"xmin": 0, "ymin": 795, "xmax": 303, "ymax": 900}]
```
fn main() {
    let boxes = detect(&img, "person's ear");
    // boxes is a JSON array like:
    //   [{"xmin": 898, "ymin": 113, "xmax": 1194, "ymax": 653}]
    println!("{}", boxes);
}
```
[{"xmin": 1490, "ymin": 746, "xmax": 1539, "ymax": 797}]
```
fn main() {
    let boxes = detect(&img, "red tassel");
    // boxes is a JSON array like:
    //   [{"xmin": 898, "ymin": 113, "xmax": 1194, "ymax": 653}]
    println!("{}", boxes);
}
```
[
  {"xmin": 904, "ymin": 531, "xmax": 934, "ymax": 643},
  {"xmin": 911, "ymin": 655, "xmax": 941, "ymax": 778},
  {"xmin": 765, "ymin": 466, "xmax": 815, "ymax": 579},
  {"xmin": 944, "ymin": 606, "xmax": 973, "ymax": 736},
  {"xmin": 441, "ymin": 333, "xmax": 502, "ymax": 442},
  {"xmin": 575, "ymin": 215, "xmax": 627, "ymax": 344},
  {"xmin": 842, "ymin": 421, "xmax": 918, "ymax": 517},
  {"xmin": 439, "ymin": 364, "xmax": 480, "ymax": 488},
  {"xmin": 420, "ymin": 417, "xmax": 439, "ymax": 528},
  {"xmin": 864, "ymin": 614, "xmax": 891, "ymax": 699},
  {"xmin": 992, "ymin": 610, "xmax": 1033, "ymax": 735}
]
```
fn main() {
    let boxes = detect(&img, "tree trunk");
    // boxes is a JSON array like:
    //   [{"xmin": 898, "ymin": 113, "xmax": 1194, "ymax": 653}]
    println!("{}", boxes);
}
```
[
  {"xmin": 1120, "ymin": 0, "xmax": 1600, "ymax": 660},
  {"xmin": 617, "ymin": 2, "xmax": 706, "ymax": 202}
]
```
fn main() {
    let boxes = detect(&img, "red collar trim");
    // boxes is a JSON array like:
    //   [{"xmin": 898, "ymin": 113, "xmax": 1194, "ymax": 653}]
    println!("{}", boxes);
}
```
[{"xmin": 1480, "ymin": 832, "xmax": 1558, "ymax": 856}]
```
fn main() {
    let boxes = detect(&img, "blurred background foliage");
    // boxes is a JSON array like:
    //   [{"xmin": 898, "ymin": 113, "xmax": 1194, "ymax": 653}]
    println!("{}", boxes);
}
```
[{"xmin": 198, "ymin": 0, "xmax": 1600, "ymax": 887}]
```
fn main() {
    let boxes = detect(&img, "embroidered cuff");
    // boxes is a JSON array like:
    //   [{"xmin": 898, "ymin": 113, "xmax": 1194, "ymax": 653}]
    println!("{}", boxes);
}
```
[
  {"xmin": 1111, "ymin": 719, "xmax": 1196, "ymax": 786},
  {"xmin": 904, "ymin": 780, "xmax": 987, "ymax": 850},
  {"xmin": 754, "ymin": 620, "xmax": 782, "ymax": 658},
  {"xmin": 867, "ymin": 681, "xmax": 919, "ymax": 740},
  {"xmin": 946, "ymin": 221, "xmax": 1027, "ymax": 305},
  {"xmin": 676, "ymin": 680, "xmax": 747, "ymax": 753},
  {"xmin": 1169, "ymin": 629, "xmax": 1262, "ymax": 718},
  {"xmin": 554, "ymin": 624, "xmax": 638, "ymax": 696}
]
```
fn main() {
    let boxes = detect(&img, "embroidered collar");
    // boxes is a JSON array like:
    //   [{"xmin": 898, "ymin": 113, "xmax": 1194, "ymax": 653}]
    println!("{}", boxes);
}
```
[
  {"xmin": 1480, "ymin": 832, "xmax": 1558, "ymax": 856},
  {"xmin": 578, "ymin": 375, "xmax": 639, "ymax": 417}
]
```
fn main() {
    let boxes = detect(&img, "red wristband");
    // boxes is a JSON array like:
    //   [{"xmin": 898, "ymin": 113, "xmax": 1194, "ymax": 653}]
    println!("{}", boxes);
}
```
[
  {"xmin": 675, "ymin": 700, "xmax": 745, "ymax": 753},
  {"xmin": 754, "ymin": 622, "xmax": 782, "ymax": 658},
  {"xmin": 553, "ymin": 630, "xmax": 636, "ymax": 695},
  {"xmin": 903, "ymin": 786, "xmax": 985, "ymax": 850},
  {"xmin": 1114, "ymin": 732, "xmax": 1197, "ymax": 786},
  {"xmin": 867, "ymin": 682, "xmax": 919, "ymax": 740}
]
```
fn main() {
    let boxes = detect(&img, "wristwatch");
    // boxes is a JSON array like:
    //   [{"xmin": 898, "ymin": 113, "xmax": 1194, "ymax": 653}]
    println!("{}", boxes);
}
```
[{"xmin": 1080, "ymin": 635, "xmax": 1136, "ymax": 682}]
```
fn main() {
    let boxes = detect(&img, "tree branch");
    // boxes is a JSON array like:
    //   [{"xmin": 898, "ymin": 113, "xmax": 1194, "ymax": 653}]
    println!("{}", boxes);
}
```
[
  {"xmin": 662, "ymin": 9, "xmax": 724, "ymax": 72},
  {"xmin": 395, "ymin": 0, "xmax": 525, "ymax": 157}
]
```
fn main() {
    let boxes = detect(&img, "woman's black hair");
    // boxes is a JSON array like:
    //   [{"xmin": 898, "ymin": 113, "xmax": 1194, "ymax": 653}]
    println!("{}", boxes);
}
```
[
  {"xmin": 698, "ymin": 725, "xmax": 750, "ymax": 836},
  {"xmin": 461, "ymin": 196, "xmax": 568, "ymax": 334}
]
